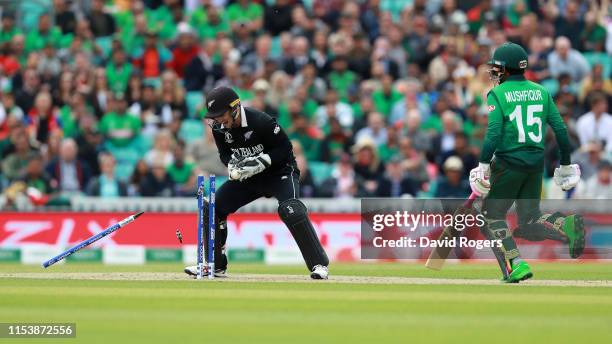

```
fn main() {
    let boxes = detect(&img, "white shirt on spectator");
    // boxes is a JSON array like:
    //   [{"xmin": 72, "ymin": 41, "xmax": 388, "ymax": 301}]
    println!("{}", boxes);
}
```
[
  {"xmin": 547, "ymin": 49, "xmax": 591, "ymax": 83},
  {"xmin": 355, "ymin": 127, "xmax": 388, "ymax": 147},
  {"xmin": 575, "ymin": 111, "xmax": 612, "ymax": 152},
  {"xmin": 574, "ymin": 176, "xmax": 612, "ymax": 199},
  {"xmin": 315, "ymin": 102, "xmax": 354, "ymax": 129}
]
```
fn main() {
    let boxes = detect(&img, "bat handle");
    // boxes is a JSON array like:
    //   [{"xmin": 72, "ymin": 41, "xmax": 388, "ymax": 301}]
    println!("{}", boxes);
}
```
[{"xmin": 463, "ymin": 192, "xmax": 478, "ymax": 208}]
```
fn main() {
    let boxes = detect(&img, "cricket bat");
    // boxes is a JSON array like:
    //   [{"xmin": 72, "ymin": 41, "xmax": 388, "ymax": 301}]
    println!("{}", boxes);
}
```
[{"xmin": 425, "ymin": 192, "xmax": 478, "ymax": 270}]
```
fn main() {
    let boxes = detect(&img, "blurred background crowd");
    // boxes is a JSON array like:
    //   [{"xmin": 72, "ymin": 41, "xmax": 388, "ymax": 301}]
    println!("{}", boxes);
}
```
[{"xmin": 0, "ymin": 0, "xmax": 611, "ymax": 208}]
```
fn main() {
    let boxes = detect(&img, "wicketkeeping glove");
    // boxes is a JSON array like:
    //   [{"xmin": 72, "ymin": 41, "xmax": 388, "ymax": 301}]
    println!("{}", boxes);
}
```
[
  {"xmin": 553, "ymin": 164, "xmax": 581, "ymax": 191},
  {"xmin": 228, "ymin": 153, "xmax": 244, "ymax": 180},
  {"xmin": 234, "ymin": 153, "xmax": 271, "ymax": 181},
  {"xmin": 469, "ymin": 163, "xmax": 491, "ymax": 197}
]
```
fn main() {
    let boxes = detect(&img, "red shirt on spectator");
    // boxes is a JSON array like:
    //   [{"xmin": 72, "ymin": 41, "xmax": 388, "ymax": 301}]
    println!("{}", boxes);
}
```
[
  {"xmin": 166, "ymin": 45, "xmax": 198, "ymax": 78},
  {"xmin": 135, "ymin": 48, "xmax": 163, "ymax": 78},
  {"xmin": 26, "ymin": 108, "xmax": 60, "ymax": 143},
  {"xmin": 0, "ymin": 55, "xmax": 20, "ymax": 76}
]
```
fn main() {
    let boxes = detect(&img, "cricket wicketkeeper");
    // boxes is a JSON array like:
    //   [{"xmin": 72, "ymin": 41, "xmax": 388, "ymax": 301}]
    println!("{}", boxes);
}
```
[
  {"xmin": 184, "ymin": 86, "xmax": 329, "ymax": 279},
  {"xmin": 469, "ymin": 42, "xmax": 584, "ymax": 283}
]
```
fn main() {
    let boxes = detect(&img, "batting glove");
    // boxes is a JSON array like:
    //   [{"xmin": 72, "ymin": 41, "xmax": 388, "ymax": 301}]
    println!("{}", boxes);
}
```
[
  {"xmin": 469, "ymin": 163, "xmax": 491, "ymax": 197},
  {"xmin": 553, "ymin": 164, "xmax": 581, "ymax": 191}
]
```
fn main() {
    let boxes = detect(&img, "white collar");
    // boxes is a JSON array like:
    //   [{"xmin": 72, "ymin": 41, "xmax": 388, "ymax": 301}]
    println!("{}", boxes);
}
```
[
  {"xmin": 240, "ymin": 105, "xmax": 248, "ymax": 127},
  {"xmin": 220, "ymin": 105, "xmax": 248, "ymax": 129}
]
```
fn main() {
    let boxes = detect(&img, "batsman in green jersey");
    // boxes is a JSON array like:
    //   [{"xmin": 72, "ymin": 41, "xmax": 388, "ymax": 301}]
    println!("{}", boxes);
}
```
[{"xmin": 469, "ymin": 42, "xmax": 584, "ymax": 283}]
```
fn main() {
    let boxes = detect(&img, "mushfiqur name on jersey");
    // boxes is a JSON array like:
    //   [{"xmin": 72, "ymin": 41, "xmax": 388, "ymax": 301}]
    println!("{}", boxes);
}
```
[{"xmin": 503, "ymin": 89, "xmax": 543, "ymax": 103}]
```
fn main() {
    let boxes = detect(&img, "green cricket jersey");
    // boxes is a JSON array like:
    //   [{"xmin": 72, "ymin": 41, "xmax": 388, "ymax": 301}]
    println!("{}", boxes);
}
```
[{"xmin": 480, "ymin": 75, "xmax": 571, "ymax": 169}]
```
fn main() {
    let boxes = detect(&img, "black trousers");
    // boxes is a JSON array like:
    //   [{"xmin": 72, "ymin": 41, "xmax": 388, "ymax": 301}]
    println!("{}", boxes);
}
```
[
  {"xmin": 211, "ymin": 167, "xmax": 300, "ymax": 270},
  {"xmin": 216, "ymin": 168, "xmax": 300, "ymax": 219}
]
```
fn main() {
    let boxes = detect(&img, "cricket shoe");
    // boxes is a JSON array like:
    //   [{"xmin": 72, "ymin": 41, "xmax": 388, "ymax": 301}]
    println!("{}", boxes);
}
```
[
  {"xmin": 504, "ymin": 260, "xmax": 533, "ymax": 283},
  {"xmin": 310, "ymin": 265, "xmax": 329, "ymax": 280},
  {"xmin": 562, "ymin": 214, "xmax": 585, "ymax": 258},
  {"xmin": 183, "ymin": 265, "xmax": 227, "ymax": 278}
]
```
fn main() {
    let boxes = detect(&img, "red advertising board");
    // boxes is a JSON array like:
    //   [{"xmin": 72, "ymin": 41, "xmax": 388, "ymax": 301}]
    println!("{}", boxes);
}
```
[{"xmin": 0, "ymin": 212, "xmax": 361, "ymax": 251}]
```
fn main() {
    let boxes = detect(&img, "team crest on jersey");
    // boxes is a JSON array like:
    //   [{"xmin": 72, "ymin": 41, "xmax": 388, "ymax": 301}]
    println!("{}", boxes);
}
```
[
  {"xmin": 488, "ymin": 105, "xmax": 496, "ymax": 112},
  {"xmin": 225, "ymin": 132, "xmax": 233, "ymax": 143},
  {"xmin": 244, "ymin": 130, "xmax": 253, "ymax": 140},
  {"xmin": 274, "ymin": 125, "xmax": 280, "ymax": 134}
]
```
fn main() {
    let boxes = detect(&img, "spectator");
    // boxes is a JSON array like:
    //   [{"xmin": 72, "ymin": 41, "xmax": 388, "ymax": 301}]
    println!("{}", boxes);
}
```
[
  {"xmin": 580, "ymin": 64, "xmax": 612, "ymax": 107},
  {"xmin": 289, "ymin": 62, "xmax": 327, "ymax": 103},
  {"xmin": 547, "ymin": 36, "xmax": 590, "ymax": 83},
  {"xmin": 576, "ymin": 93, "xmax": 612, "ymax": 152},
  {"xmin": 376, "ymin": 155, "xmax": 417, "ymax": 197},
  {"xmin": 315, "ymin": 89, "xmax": 354, "ymax": 131},
  {"xmin": 265, "ymin": 70, "xmax": 291, "ymax": 109},
  {"xmin": 430, "ymin": 111, "xmax": 462, "ymax": 159},
  {"xmin": 372, "ymin": 74, "xmax": 402, "ymax": 119},
  {"xmin": 158, "ymin": 70, "xmax": 188, "ymax": 123},
  {"xmin": 319, "ymin": 153, "xmax": 364, "ymax": 198},
  {"xmin": 15, "ymin": 68, "xmax": 40, "ymax": 114},
  {"xmin": 433, "ymin": 156, "xmax": 470, "ymax": 198},
  {"xmin": 326, "ymin": 55, "xmax": 357, "ymax": 102},
  {"xmin": 290, "ymin": 5, "xmax": 315, "ymax": 39},
  {"xmin": 292, "ymin": 140, "xmax": 317, "ymax": 198},
  {"xmin": 53, "ymin": 0, "xmax": 77, "ymax": 35},
  {"xmin": 24, "ymin": 13, "xmax": 65, "ymax": 54},
  {"xmin": 280, "ymin": 36, "xmax": 311, "ymax": 76},
  {"xmin": 571, "ymin": 141, "xmax": 605, "ymax": 181},
  {"xmin": 552, "ymin": 0, "xmax": 584, "ymax": 49},
  {"xmin": 37, "ymin": 44, "xmax": 62, "ymax": 81},
  {"xmin": 320, "ymin": 116, "xmax": 352, "ymax": 163},
  {"xmin": 0, "ymin": 92, "xmax": 24, "ymax": 140},
  {"xmin": 184, "ymin": 39, "xmax": 222, "ymax": 92},
  {"xmin": 378, "ymin": 123, "xmax": 400, "ymax": 163},
  {"xmin": 46, "ymin": 138, "xmax": 91, "ymax": 193},
  {"xmin": 128, "ymin": 159, "xmax": 149, "ymax": 196},
  {"xmin": 250, "ymin": 79, "xmax": 276, "ymax": 114},
  {"xmin": 145, "ymin": 128, "xmax": 175, "ymax": 167},
  {"xmin": 402, "ymin": 108, "xmax": 431, "ymax": 153},
  {"xmin": 106, "ymin": 47, "xmax": 133, "ymax": 93},
  {"xmin": 91, "ymin": 67, "xmax": 111, "ymax": 117},
  {"xmin": 581, "ymin": 10, "xmax": 607, "ymax": 52},
  {"xmin": 1, "ymin": 126, "xmax": 37, "ymax": 181},
  {"xmin": 288, "ymin": 113, "xmax": 321, "ymax": 162},
  {"xmin": 133, "ymin": 31, "xmax": 171, "ymax": 79},
  {"xmin": 87, "ymin": 0, "xmax": 116, "ymax": 37},
  {"xmin": 19, "ymin": 153, "xmax": 54, "ymax": 197},
  {"xmin": 0, "ymin": 13, "xmax": 21, "ymax": 45},
  {"xmin": 75, "ymin": 113, "xmax": 103, "ymax": 175},
  {"xmin": 26, "ymin": 91, "xmax": 60, "ymax": 144},
  {"xmin": 355, "ymin": 112, "xmax": 387, "ymax": 147},
  {"xmin": 139, "ymin": 158, "xmax": 175, "ymax": 197},
  {"xmin": 195, "ymin": 5, "xmax": 230, "ymax": 40},
  {"xmin": 186, "ymin": 125, "xmax": 227, "ymax": 176},
  {"xmin": 264, "ymin": 0, "xmax": 294, "ymax": 36},
  {"xmin": 99, "ymin": 92, "xmax": 142, "ymax": 147},
  {"xmin": 166, "ymin": 139, "xmax": 195, "ymax": 196},
  {"xmin": 574, "ymin": 160, "xmax": 612, "ymax": 199},
  {"xmin": 398, "ymin": 136, "xmax": 429, "ymax": 187},
  {"xmin": 351, "ymin": 137, "xmax": 384, "ymax": 195},
  {"xmin": 167, "ymin": 23, "xmax": 199, "ymax": 78},
  {"xmin": 226, "ymin": 0, "xmax": 263, "ymax": 34},
  {"xmin": 86, "ymin": 153, "xmax": 128, "ymax": 197},
  {"xmin": 439, "ymin": 132, "xmax": 478, "ymax": 180}
]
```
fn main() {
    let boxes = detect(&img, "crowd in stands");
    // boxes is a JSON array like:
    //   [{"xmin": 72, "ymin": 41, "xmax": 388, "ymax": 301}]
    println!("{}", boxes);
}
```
[{"xmin": 0, "ymin": 0, "xmax": 611, "ymax": 208}]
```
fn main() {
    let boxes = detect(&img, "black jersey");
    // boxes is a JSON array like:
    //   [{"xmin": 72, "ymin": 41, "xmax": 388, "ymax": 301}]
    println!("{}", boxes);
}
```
[{"xmin": 212, "ymin": 106, "xmax": 298, "ymax": 176}]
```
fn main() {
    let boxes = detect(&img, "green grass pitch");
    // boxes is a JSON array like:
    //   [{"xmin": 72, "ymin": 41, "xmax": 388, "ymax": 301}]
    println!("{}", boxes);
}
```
[{"xmin": 0, "ymin": 262, "xmax": 611, "ymax": 343}]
